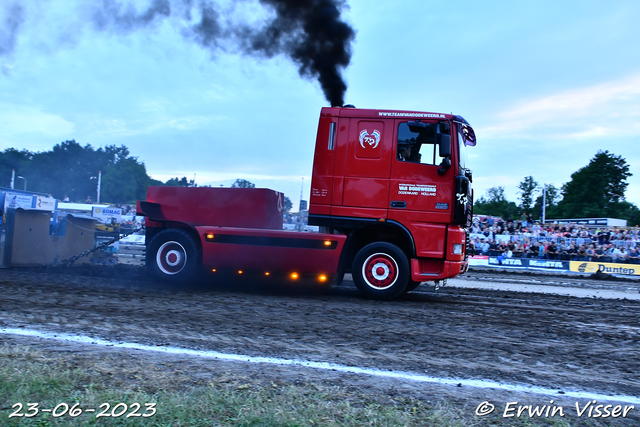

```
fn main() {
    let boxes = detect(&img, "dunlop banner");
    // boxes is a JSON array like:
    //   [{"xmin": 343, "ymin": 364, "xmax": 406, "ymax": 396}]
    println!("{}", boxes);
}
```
[{"xmin": 569, "ymin": 261, "xmax": 640, "ymax": 276}]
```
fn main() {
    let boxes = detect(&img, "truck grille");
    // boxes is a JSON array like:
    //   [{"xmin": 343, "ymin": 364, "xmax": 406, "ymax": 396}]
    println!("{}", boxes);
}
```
[{"xmin": 464, "ymin": 228, "xmax": 471, "ymax": 261}]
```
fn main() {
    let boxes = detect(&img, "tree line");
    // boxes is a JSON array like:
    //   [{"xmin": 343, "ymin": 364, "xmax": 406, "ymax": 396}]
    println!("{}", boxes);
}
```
[
  {"xmin": 474, "ymin": 150, "xmax": 640, "ymax": 225},
  {"xmin": 0, "ymin": 140, "xmax": 203, "ymax": 203},
  {"xmin": 0, "ymin": 140, "xmax": 295, "ymax": 212}
]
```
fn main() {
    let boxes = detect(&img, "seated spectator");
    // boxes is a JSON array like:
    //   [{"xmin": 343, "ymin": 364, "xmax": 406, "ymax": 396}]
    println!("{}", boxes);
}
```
[
  {"xmin": 602, "ymin": 245, "xmax": 614, "ymax": 263},
  {"xmin": 528, "ymin": 242, "xmax": 539, "ymax": 258},
  {"xmin": 538, "ymin": 241, "xmax": 547, "ymax": 259},
  {"xmin": 546, "ymin": 242, "xmax": 558, "ymax": 259},
  {"xmin": 628, "ymin": 247, "xmax": 639, "ymax": 264},
  {"xmin": 480, "ymin": 239, "xmax": 490, "ymax": 255},
  {"xmin": 513, "ymin": 243, "xmax": 525, "ymax": 258},
  {"xmin": 585, "ymin": 244, "xmax": 595, "ymax": 262},
  {"xmin": 611, "ymin": 246, "xmax": 625, "ymax": 263},
  {"xmin": 488, "ymin": 239, "xmax": 500, "ymax": 256},
  {"xmin": 496, "ymin": 244, "xmax": 512, "ymax": 264},
  {"xmin": 618, "ymin": 247, "xmax": 629, "ymax": 264},
  {"xmin": 594, "ymin": 245, "xmax": 606, "ymax": 262},
  {"xmin": 576, "ymin": 244, "xmax": 588, "ymax": 261},
  {"xmin": 557, "ymin": 244, "xmax": 567, "ymax": 260}
]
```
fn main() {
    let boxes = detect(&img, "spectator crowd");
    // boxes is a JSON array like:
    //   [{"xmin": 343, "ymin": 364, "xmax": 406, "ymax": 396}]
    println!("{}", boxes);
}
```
[{"xmin": 470, "ymin": 216, "xmax": 640, "ymax": 264}]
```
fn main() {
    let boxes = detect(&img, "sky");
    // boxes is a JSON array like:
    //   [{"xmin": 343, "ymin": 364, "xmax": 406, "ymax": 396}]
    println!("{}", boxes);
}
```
[{"xmin": 1, "ymin": 0, "xmax": 639, "ymax": 213}]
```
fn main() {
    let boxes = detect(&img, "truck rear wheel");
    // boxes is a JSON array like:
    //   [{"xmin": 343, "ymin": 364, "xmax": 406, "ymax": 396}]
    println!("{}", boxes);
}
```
[
  {"xmin": 147, "ymin": 229, "xmax": 200, "ymax": 283},
  {"xmin": 352, "ymin": 242, "xmax": 409, "ymax": 300}
]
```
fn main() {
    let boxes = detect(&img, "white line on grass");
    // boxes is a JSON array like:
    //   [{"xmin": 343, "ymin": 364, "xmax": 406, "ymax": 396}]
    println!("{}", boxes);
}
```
[{"xmin": 2, "ymin": 327, "xmax": 638, "ymax": 405}]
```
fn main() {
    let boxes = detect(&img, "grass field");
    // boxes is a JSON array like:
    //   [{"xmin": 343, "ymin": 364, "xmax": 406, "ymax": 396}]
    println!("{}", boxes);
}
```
[{"xmin": 0, "ymin": 343, "xmax": 591, "ymax": 426}]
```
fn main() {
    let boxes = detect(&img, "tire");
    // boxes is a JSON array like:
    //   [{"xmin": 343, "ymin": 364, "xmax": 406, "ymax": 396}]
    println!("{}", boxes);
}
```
[
  {"xmin": 147, "ymin": 229, "xmax": 200, "ymax": 283},
  {"xmin": 352, "ymin": 242, "xmax": 410, "ymax": 300}
]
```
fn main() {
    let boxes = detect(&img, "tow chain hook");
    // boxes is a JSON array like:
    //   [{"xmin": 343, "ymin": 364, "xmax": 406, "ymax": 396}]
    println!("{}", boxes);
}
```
[
  {"xmin": 41, "ymin": 225, "xmax": 146, "ymax": 268},
  {"xmin": 434, "ymin": 278, "xmax": 448, "ymax": 291}
]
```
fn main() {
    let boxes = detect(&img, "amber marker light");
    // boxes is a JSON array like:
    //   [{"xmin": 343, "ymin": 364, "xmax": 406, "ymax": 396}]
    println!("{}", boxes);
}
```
[
  {"xmin": 212, "ymin": 269, "xmax": 217, "ymax": 272},
  {"xmin": 205, "ymin": 233, "xmax": 214, "ymax": 240},
  {"xmin": 324, "ymin": 240, "xmax": 332, "ymax": 246},
  {"xmin": 265, "ymin": 272, "xmax": 270, "ymax": 276},
  {"xmin": 290, "ymin": 272, "xmax": 299, "ymax": 280},
  {"xmin": 318, "ymin": 274, "xmax": 328, "ymax": 282},
  {"xmin": 238, "ymin": 270, "xmax": 243, "ymax": 274}
]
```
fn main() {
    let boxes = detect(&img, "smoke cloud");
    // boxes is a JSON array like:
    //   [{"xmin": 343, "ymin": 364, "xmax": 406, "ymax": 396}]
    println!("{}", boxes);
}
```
[
  {"xmin": 246, "ymin": 0, "xmax": 355, "ymax": 107},
  {"xmin": 2, "ymin": 0, "xmax": 355, "ymax": 106},
  {"xmin": 0, "ymin": 3, "xmax": 24, "ymax": 57}
]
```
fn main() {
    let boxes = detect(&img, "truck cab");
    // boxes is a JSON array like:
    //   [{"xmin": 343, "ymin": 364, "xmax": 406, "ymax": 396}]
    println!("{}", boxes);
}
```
[
  {"xmin": 138, "ymin": 106, "xmax": 476, "ymax": 300},
  {"xmin": 309, "ymin": 107, "xmax": 475, "ymax": 296}
]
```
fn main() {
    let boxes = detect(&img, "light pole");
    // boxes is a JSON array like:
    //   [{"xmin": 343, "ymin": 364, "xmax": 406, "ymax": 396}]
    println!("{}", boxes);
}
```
[
  {"xmin": 17, "ymin": 175, "xmax": 27, "ymax": 191},
  {"xmin": 541, "ymin": 184, "xmax": 547, "ymax": 224}
]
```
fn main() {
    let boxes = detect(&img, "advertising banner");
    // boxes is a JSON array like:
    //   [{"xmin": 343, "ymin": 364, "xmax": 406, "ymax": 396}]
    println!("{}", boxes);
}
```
[
  {"xmin": 487, "ymin": 257, "xmax": 570, "ymax": 270},
  {"xmin": 33, "ymin": 196, "xmax": 56, "ymax": 211},
  {"xmin": 92, "ymin": 207, "xmax": 122, "ymax": 224},
  {"xmin": 569, "ymin": 261, "xmax": 640, "ymax": 277},
  {"xmin": 4, "ymin": 192, "xmax": 34, "ymax": 212}
]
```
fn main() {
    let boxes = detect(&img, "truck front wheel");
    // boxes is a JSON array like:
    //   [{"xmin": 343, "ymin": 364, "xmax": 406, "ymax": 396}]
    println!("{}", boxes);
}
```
[
  {"xmin": 352, "ymin": 242, "xmax": 409, "ymax": 300},
  {"xmin": 147, "ymin": 229, "xmax": 200, "ymax": 283}
]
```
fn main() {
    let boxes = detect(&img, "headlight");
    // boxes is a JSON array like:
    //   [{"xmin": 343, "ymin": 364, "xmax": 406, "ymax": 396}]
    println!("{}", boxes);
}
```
[{"xmin": 453, "ymin": 244, "xmax": 463, "ymax": 255}]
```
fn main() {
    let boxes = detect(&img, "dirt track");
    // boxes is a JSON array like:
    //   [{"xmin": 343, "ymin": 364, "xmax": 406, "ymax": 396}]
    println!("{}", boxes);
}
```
[{"xmin": 1, "ymin": 266, "xmax": 639, "ymax": 422}]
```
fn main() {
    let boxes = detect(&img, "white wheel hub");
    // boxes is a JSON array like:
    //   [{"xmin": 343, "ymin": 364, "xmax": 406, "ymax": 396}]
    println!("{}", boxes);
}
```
[
  {"xmin": 165, "ymin": 250, "xmax": 182, "ymax": 267},
  {"xmin": 371, "ymin": 262, "xmax": 390, "ymax": 281}
]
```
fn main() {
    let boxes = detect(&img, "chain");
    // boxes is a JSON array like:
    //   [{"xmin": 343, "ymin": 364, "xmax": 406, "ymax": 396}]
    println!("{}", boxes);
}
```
[{"xmin": 42, "ymin": 225, "xmax": 146, "ymax": 268}]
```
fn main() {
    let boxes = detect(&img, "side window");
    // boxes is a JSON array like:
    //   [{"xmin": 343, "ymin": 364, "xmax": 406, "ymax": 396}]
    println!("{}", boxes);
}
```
[{"xmin": 396, "ymin": 122, "xmax": 438, "ymax": 165}]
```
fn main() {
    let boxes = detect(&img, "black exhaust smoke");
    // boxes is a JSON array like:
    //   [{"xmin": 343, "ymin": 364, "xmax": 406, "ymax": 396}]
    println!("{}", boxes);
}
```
[
  {"xmin": 248, "ymin": 0, "xmax": 355, "ymax": 107},
  {"xmin": 0, "ymin": 3, "xmax": 24, "ymax": 57},
  {"xmin": 1, "ymin": 0, "xmax": 355, "ymax": 106}
]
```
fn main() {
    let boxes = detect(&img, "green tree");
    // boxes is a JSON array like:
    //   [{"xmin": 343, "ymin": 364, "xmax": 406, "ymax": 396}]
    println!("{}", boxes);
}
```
[
  {"xmin": 27, "ymin": 140, "xmax": 103, "ymax": 201},
  {"xmin": 610, "ymin": 201, "xmax": 640, "ymax": 227},
  {"xmin": 474, "ymin": 186, "xmax": 519, "ymax": 220},
  {"xmin": 283, "ymin": 196, "xmax": 293, "ymax": 213},
  {"xmin": 231, "ymin": 179, "xmax": 256, "ymax": 188},
  {"xmin": 555, "ymin": 150, "xmax": 632, "ymax": 218},
  {"xmin": 101, "ymin": 157, "xmax": 157, "ymax": 203},
  {"xmin": 1, "ymin": 140, "xmax": 163, "ymax": 203},
  {"xmin": 0, "ymin": 148, "xmax": 32, "ymax": 188},
  {"xmin": 517, "ymin": 176, "xmax": 539, "ymax": 217},
  {"xmin": 165, "ymin": 177, "xmax": 191, "ymax": 187}
]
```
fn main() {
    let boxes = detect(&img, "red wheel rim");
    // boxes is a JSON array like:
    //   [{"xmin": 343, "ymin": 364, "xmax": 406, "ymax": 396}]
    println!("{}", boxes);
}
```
[
  {"xmin": 157, "ymin": 241, "xmax": 187, "ymax": 275},
  {"xmin": 362, "ymin": 252, "xmax": 398, "ymax": 290}
]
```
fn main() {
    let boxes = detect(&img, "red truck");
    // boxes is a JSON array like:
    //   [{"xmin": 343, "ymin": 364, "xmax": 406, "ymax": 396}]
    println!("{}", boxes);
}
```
[{"xmin": 137, "ymin": 106, "xmax": 476, "ymax": 299}]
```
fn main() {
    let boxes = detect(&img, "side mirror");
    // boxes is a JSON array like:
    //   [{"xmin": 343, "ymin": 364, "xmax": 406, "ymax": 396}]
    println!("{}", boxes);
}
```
[
  {"xmin": 437, "ymin": 133, "xmax": 451, "ymax": 158},
  {"xmin": 437, "ymin": 158, "xmax": 451, "ymax": 176},
  {"xmin": 437, "ymin": 122, "xmax": 451, "ymax": 175}
]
